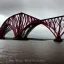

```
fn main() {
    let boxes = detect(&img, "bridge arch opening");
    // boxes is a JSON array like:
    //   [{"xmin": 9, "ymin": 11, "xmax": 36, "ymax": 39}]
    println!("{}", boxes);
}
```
[
  {"xmin": 2, "ymin": 24, "xmax": 15, "ymax": 39},
  {"xmin": 5, "ymin": 30, "xmax": 14, "ymax": 39},
  {"xmin": 27, "ymin": 24, "xmax": 55, "ymax": 39},
  {"xmin": 61, "ymin": 34, "xmax": 64, "ymax": 39}
]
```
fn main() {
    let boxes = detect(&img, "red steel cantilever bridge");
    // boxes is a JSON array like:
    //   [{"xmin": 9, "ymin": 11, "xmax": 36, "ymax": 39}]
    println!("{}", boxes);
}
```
[{"xmin": 0, "ymin": 12, "xmax": 64, "ymax": 42}]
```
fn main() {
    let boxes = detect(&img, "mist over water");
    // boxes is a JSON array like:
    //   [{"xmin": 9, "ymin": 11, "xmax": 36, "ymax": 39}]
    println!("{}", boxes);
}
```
[{"xmin": 0, "ymin": 40, "xmax": 64, "ymax": 64}]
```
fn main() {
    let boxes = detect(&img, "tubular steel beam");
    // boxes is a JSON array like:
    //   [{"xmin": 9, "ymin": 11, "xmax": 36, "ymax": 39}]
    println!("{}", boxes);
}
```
[
  {"xmin": 0, "ymin": 12, "xmax": 64, "ymax": 42},
  {"xmin": 41, "ymin": 16, "xmax": 64, "ymax": 42}
]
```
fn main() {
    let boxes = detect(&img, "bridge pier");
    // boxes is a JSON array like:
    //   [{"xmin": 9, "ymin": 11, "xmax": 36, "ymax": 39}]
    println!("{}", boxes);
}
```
[
  {"xmin": 0, "ymin": 28, "xmax": 5, "ymax": 39},
  {"xmin": 54, "ymin": 36, "xmax": 62, "ymax": 42},
  {"xmin": 14, "ymin": 35, "xmax": 28, "ymax": 40},
  {"xmin": 14, "ymin": 37, "xmax": 29, "ymax": 40},
  {"xmin": 0, "ymin": 37, "xmax": 5, "ymax": 39}
]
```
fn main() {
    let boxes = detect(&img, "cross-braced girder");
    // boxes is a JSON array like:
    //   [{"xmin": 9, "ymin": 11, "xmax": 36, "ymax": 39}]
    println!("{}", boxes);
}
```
[
  {"xmin": 0, "ymin": 12, "xmax": 64, "ymax": 42},
  {"xmin": 41, "ymin": 16, "xmax": 64, "ymax": 38},
  {"xmin": 1, "ymin": 12, "xmax": 40, "ymax": 38}
]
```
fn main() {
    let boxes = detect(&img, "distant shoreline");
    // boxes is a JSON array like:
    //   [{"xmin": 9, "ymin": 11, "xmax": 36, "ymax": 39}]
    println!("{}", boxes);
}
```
[{"xmin": 3, "ymin": 37, "xmax": 53, "ymax": 41}]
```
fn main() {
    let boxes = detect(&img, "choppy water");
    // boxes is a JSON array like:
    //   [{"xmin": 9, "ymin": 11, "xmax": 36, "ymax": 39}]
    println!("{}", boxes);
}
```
[{"xmin": 0, "ymin": 40, "xmax": 64, "ymax": 64}]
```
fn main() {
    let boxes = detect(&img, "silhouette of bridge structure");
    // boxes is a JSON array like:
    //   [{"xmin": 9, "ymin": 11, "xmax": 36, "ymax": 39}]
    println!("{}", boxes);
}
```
[{"xmin": 0, "ymin": 12, "xmax": 64, "ymax": 42}]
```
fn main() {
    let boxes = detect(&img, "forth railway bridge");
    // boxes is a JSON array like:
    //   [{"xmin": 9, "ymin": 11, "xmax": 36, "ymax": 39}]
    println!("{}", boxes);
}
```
[{"xmin": 0, "ymin": 12, "xmax": 64, "ymax": 42}]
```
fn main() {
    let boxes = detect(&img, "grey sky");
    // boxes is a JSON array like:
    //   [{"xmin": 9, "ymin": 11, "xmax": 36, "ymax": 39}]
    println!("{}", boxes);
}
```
[
  {"xmin": 0, "ymin": 0, "xmax": 64, "ymax": 16},
  {"xmin": 0, "ymin": 0, "xmax": 64, "ymax": 39}
]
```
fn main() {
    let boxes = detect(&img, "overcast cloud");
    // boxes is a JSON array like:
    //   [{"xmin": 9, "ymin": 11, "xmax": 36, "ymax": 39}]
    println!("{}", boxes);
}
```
[
  {"xmin": 0, "ymin": 0, "xmax": 64, "ymax": 39},
  {"xmin": 0, "ymin": 0, "xmax": 64, "ymax": 17}
]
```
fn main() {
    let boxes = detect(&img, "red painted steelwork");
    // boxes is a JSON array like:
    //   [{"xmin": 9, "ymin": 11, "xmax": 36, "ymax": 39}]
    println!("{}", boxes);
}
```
[
  {"xmin": 41, "ymin": 16, "xmax": 64, "ymax": 38},
  {"xmin": 0, "ymin": 12, "xmax": 64, "ymax": 41},
  {"xmin": 0, "ymin": 12, "xmax": 40, "ymax": 37}
]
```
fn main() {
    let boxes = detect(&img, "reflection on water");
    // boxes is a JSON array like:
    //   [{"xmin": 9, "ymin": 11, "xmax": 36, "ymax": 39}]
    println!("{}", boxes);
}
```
[{"xmin": 0, "ymin": 40, "xmax": 64, "ymax": 64}]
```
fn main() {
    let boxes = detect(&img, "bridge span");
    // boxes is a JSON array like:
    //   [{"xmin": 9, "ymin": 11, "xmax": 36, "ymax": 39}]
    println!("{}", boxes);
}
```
[{"xmin": 0, "ymin": 12, "xmax": 64, "ymax": 42}]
